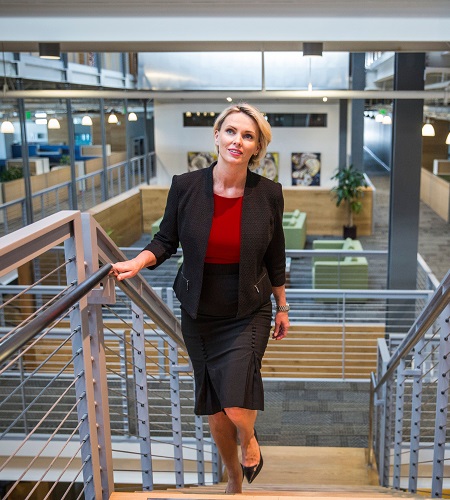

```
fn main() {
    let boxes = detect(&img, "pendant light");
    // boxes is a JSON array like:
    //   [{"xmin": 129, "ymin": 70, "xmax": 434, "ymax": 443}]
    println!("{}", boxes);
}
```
[
  {"xmin": 108, "ymin": 111, "xmax": 118, "ymax": 124},
  {"xmin": 302, "ymin": 42, "xmax": 323, "ymax": 57},
  {"xmin": 128, "ymin": 112, "xmax": 138, "ymax": 122},
  {"xmin": 39, "ymin": 43, "xmax": 61, "ymax": 60},
  {"xmin": 1, "ymin": 119, "xmax": 15, "ymax": 134},
  {"xmin": 446, "ymin": 132, "xmax": 450, "ymax": 145},
  {"xmin": 422, "ymin": 119, "xmax": 435, "ymax": 137},
  {"xmin": 47, "ymin": 117, "xmax": 61, "ymax": 129},
  {"xmin": 81, "ymin": 115, "xmax": 93, "ymax": 126},
  {"xmin": 382, "ymin": 115, "xmax": 392, "ymax": 125}
]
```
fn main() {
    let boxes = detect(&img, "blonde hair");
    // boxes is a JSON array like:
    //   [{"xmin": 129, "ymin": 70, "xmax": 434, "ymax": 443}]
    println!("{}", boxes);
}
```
[{"xmin": 213, "ymin": 102, "xmax": 272, "ymax": 169}]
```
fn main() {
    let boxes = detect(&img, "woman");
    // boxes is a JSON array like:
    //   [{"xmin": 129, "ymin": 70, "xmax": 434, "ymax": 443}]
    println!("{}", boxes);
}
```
[{"xmin": 111, "ymin": 102, "xmax": 289, "ymax": 494}]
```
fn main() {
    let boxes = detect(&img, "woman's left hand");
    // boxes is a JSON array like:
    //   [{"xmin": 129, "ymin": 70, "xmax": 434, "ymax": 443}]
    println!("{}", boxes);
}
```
[{"xmin": 272, "ymin": 311, "xmax": 289, "ymax": 340}]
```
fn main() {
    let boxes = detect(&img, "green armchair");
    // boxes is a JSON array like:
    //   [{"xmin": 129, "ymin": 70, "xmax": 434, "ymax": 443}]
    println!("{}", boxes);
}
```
[
  {"xmin": 312, "ymin": 238, "xmax": 368, "ymax": 289},
  {"xmin": 283, "ymin": 210, "xmax": 307, "ymax": 249}
]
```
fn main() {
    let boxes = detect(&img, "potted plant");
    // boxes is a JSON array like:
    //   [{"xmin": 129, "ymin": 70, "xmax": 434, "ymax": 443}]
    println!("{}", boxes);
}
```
[{"xmin": 331, "ymin": 165, "xmax": 368, "ymax": 239}]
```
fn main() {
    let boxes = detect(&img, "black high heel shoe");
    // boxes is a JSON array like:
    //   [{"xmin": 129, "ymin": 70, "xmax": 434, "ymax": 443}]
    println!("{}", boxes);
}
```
[{"xmin": 241, "ymin": 429, "xmax": 263, "ymax": 484}]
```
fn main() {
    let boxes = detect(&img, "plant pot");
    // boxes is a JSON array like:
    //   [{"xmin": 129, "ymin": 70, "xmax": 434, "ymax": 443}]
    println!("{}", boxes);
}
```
[{"xmin": 343, "ymin": 225, "xmax": 357, "ymax": 239}]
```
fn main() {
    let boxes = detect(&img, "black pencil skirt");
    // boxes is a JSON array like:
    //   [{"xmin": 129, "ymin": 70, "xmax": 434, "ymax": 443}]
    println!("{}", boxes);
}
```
[{"xmin": 181, "ymin": 263, "xmax": 273, "ymax": 416}]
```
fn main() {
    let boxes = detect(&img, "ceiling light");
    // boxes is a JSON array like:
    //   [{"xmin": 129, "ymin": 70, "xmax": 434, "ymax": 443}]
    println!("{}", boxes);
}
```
[
  {"xmin": 375, "ymin": 113, "xmax": 384, "ymax": 123},
  {"xmin": 422, "ymin": 119, "xmax": 435, "ymax": 137},
  {"xmin": 108, "ymin": 112, "xmax": 118, "ymax": 124},
  {"xmin": 303, "ymin": 42, "xmax": 323, "ymax": 57},
  {"xmin": 35, "ymin": 118, "xmax": 48, "ymax": 125},
  {"xmin": 446, "ymin": 132, "xmax": 450, "ymax": 145},
  {"xmin": 39, "ymin": 43, "xmax": 61, "ymax": 60},
  {"xmin": 47, "ymin": 118, "xmax": 61, "ymax": 129},
  {"xmin": 382, "ymin": 115, "xmax": 392, "ymax": 125},
  {"xmin": 128, "ymin": 112, "xmax": 138, "ymax": 122},
  {"xmin": 226, "ymin": 97, "xmax": 233, "ymax": 102},
  {"xmin": 323, "ymin": 97, "xmax": 328, "ymax": 102},
  {"xmin": 81, "ymin": 115, "xmax": 93, "ymax": 126},
  {"xmin": 35, "ymin": 112, "xmax": 47, "ymax": 119},
  {"xmin": 0, "ymin": 120, "xmax": 15, "ymax": 134}
]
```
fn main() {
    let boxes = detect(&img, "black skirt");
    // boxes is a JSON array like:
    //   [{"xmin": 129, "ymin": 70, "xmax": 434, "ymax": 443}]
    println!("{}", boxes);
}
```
[{"xmin": 181, "ymin": 263, "xmax": 273, "ymax": 415}]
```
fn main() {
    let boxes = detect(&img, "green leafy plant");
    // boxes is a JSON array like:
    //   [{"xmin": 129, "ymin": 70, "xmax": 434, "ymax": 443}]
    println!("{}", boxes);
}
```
[
  {"xmin": 59, "ymin": 154, "xmax": 71, "ymax": 166},
  {"xmin": 331, "ymin": 165, "xmax": 368, "ymax": 228},
  {"xmin": 0, "ymin": 166, "xmax": 24, "ymax": 182}
]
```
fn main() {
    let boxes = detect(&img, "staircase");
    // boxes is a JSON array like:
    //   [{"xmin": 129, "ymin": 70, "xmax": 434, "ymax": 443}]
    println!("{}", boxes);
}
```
[{"xmin": 109, "ymin": 447, "xmax": 430, "ymax": 499}]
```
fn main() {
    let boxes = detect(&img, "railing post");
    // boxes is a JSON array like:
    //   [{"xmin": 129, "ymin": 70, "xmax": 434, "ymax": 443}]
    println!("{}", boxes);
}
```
[
  {"xmin": 131, "ymin": 303, "xmax": 154, "ymax": 491},
  {"xmin": 392, "ymin": 359, "xmax": 406, "ymax": 490},
  {"xmin": 211, "ymin": 438, "xmax": 222, "ymax": 484},
  {"xmin": 167, "ymin": 336, "xmax": 185, "ymax": 488},
  {"xmin": 81, "ymin": 213, "xmax": 116, "ymax": 498},
  {"xmin": 342, "ymin": 293, "xmax": 346, "ymax": 379},
  {"xmin": 432, "ymin": 305, "xmax": 450, "ymax": 498},
  {"xmin": 195, "ymin": 414, "xmax": 206, "ymax": 486},
  {"xmin": 64, "ymin": 214, "xmax": 103, "ymax": 499},
  {"xmin": 119, "ymin": 332, "xmax": 131, "ymax": 435},
  {"xmin": 408, "ymin": 338, "xmax": 425, "ymax": 494},
  {"xmin": 375, "ymin": 338, "xmax": 391, "ymax": 487}
]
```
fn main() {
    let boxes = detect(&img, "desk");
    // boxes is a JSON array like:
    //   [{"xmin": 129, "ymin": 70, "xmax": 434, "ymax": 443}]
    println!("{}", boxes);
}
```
[{"xmin": 6, "ymin": 157, "xmax": 50, "ymax": 176}]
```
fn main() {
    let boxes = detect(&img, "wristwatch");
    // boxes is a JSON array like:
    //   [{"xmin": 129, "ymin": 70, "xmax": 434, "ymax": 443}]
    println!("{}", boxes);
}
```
[{"xmin": 276, "ymin": 303, "xmax": 290, "ymax": 312}]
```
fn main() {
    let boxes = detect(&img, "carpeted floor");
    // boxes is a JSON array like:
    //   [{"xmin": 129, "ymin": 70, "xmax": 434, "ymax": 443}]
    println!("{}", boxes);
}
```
[{"xmin": 257, "ymin": 380, "xmax": 370, "ymax": 448}]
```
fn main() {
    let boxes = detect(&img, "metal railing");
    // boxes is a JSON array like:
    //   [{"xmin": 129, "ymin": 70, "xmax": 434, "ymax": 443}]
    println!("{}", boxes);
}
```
[
  {"xmin": 0, "ymin": 152, "xmax": 156, "ymax": 236},
  {"xmin": 27, "ymin": 245, "xmax": 437, "ymax": 382},
  {"xmin": 0, "ymin": 211, "xmax": 218, "ymax": 500},
  {"xmin": 369, "ymin": 270, "xmax": 450, "ymax": 498}
]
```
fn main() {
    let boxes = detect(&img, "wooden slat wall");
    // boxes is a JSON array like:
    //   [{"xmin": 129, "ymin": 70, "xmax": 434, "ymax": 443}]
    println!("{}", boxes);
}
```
[
  {"xmin": 262, "ymin": 323, "xmax": 385, "ymax": 379},
  {"xmin": 140, "ymin": 184, "xmax": 374, "ymax": 237},
  {"xmin": 22, "ymin": 322, "xmax": 383, "ymax": 381}
]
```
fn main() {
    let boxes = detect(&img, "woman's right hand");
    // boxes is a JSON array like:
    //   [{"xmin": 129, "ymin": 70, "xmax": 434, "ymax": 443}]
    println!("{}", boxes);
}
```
[{"xmin": 110, "ymin": 250, "xmax": 156, "ymax": 281}]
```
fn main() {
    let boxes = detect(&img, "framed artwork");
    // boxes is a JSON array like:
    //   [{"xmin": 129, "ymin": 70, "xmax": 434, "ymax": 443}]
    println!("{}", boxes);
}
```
[
  {"xmin": 254, "ymin": 152, "xmax": 279, "ymax": 182},
  {"xmin": 187, "ymin": 152, "xmax": 217, "ymax": 171},
  {"xmin": 291, "ymin": 152, "xmax": 321, "ymax": 186}
]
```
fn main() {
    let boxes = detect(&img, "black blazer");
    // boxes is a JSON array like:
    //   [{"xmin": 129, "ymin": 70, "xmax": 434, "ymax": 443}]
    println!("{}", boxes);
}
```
[{"xmin": 144, "ymin": 163, "xmax": 286, "ymax": 319}]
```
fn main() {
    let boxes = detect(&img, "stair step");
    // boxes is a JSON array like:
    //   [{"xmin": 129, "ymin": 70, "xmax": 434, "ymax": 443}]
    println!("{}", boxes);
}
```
[
  {"xmin": 109, "ymin": 447, "xmax": 429, "ymax": 499},
  {"xmin": 110, "ymin": 485, "xmax": 425, "ymax": 499}
]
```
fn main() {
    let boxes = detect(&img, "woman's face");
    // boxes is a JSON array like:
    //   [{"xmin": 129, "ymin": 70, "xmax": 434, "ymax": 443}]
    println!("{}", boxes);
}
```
[{"xmin": 215, "ymin": 112, "xmax": 260, "ymax": 167}]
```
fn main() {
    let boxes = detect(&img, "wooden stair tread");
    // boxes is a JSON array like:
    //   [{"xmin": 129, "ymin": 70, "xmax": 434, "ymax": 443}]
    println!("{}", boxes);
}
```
[{"xmin": 109, "ymin": 447, "xmax": 429, "ymax": 499}]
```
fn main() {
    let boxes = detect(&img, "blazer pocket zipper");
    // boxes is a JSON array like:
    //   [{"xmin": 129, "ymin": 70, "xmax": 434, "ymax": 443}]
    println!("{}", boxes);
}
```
[
  {"xmin": 254, "ymin": 273, "xmax": 267, "ymax": 294},
  {"xmin": 181, "ymin": 270, "xmax": 190, "ymax": 291}
]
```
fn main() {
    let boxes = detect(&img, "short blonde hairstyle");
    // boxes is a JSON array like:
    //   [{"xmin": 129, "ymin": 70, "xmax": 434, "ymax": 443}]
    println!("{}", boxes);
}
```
[{"xmin": 213, "ymin": 102, "xmax": 272, "ymax": 169}]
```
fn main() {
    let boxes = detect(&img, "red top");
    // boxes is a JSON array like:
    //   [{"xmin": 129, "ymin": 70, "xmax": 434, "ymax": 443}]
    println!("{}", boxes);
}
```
[{"xmin": 205, "ymin": 194, "xmax": 243, "ymax": 264}]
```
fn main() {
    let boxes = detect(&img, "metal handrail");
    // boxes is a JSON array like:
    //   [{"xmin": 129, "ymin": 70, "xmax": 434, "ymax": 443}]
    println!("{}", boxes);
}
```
[
  {"xmin": 0, "ymin": 264, "xmax": 112, "ymax": 364},
  {"xmin": 90, "ymin": 214, "xmax": 185, "ymax": 349},
  {"xmin": 373, "ymin": 269, "xmax": 450, "ymax": 392}
]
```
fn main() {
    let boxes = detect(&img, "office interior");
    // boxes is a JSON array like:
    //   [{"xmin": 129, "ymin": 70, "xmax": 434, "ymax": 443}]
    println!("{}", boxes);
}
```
[{"xmin": 0, "ymin": 1, "xmax": 450, "ymax": 498}]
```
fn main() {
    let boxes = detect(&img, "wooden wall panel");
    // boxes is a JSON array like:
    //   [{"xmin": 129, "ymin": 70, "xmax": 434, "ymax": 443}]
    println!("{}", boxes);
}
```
[
  {"xmin": 420, "ymin": 168, "xmax": 450, "ymax": 222},
  {"xmin": 283, "ymin": 186, "xmax": 374, "ymax": 236},
  {"xmin": 88, "ymin": 188, "xmax": 142, "ymax": 247},
  {"xmin": 422, "ymin": 119, "xmax": 449, "ymax": 172},
  {"xmin": 139, "ymin": 184, "xmax": 374, "ymax": 237},
  {"xmin": 140, "ymin": 185, "xmax": 171, "ymax": 234}
]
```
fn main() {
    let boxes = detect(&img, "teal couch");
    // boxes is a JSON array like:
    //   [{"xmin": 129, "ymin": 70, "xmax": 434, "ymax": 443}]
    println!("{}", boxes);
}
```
[
  {"xmin": 283, "ymin": 210, "xmax": 307, "ymax": 249},
  {"xmin": 312, "ymin": 238, "xmax": 368, "ymax": 289}
]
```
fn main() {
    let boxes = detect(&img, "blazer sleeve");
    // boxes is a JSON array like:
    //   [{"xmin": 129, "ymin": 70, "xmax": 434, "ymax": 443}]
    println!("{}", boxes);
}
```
[
  {"xmin": 142, "ymin": 175, "xmax": 180, "ymax": 269},
  {"xmin": 264, "ymin": 183, "xmax": 286, "ymax": 287}
]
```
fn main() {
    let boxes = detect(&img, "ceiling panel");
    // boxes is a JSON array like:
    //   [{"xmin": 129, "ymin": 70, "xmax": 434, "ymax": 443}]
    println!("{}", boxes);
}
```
[{"xmin": 0, "ymin": 0, "xmax": 449, "ymax": 17}]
